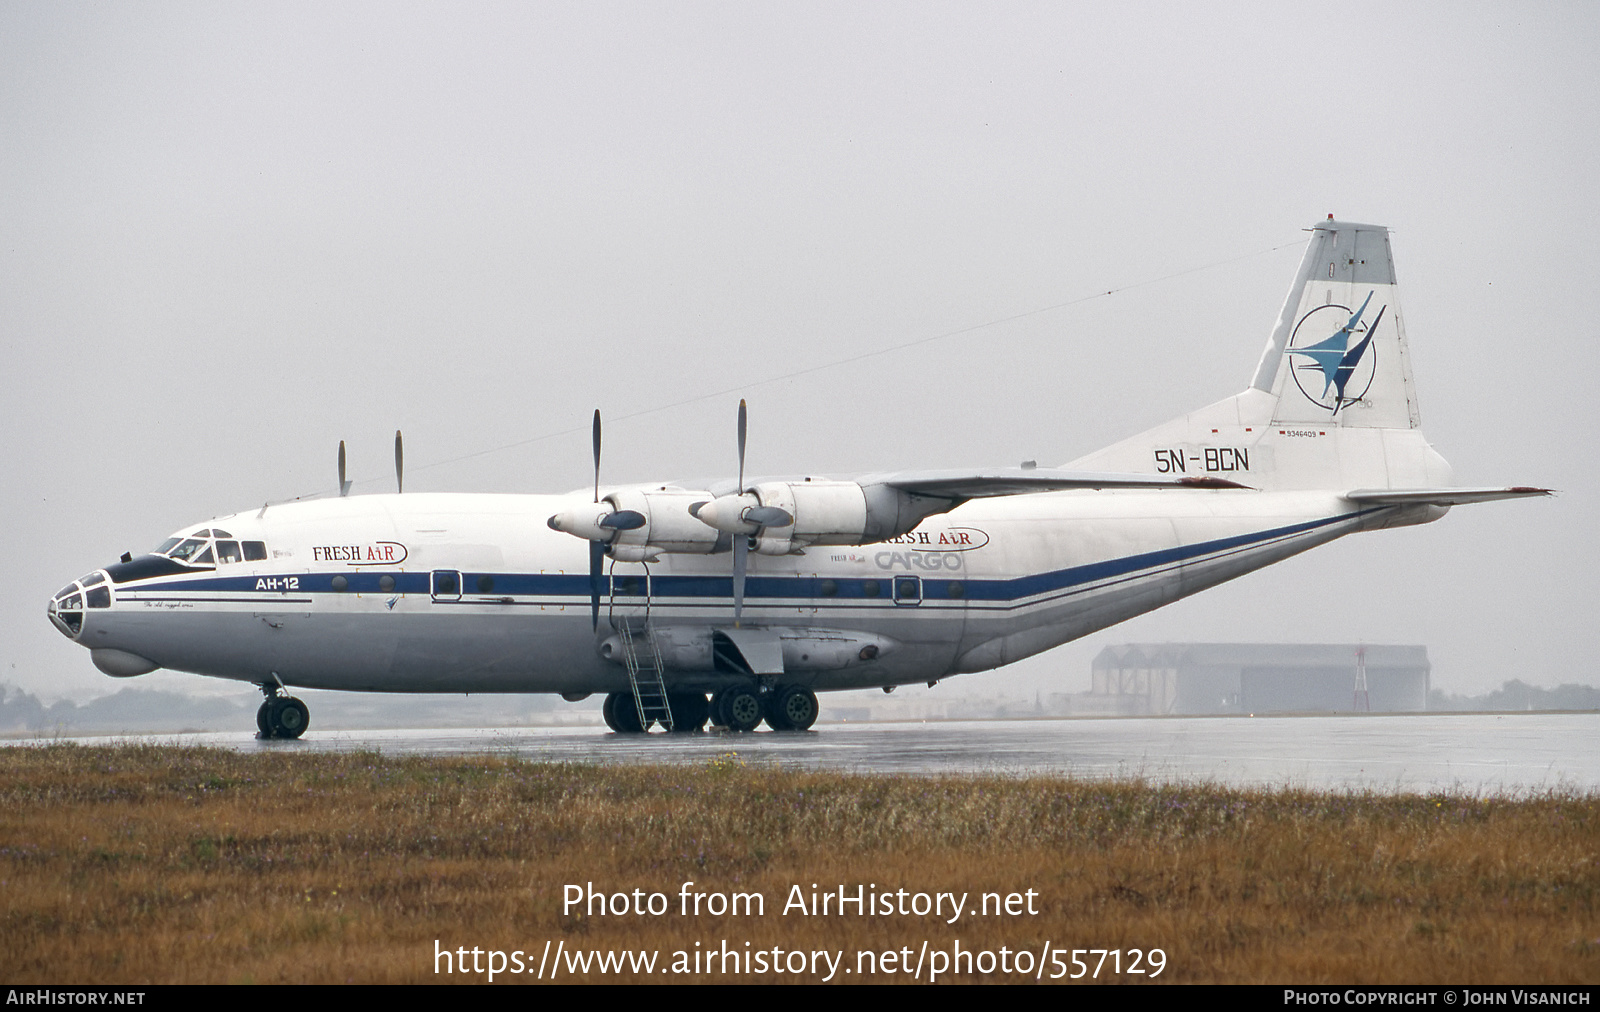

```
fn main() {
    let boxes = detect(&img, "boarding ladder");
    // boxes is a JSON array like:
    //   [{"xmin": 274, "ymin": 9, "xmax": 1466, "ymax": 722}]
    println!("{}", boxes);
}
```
[{"xmin": 608, "ymin": 563, "xmax": 674, "ymax": 731}]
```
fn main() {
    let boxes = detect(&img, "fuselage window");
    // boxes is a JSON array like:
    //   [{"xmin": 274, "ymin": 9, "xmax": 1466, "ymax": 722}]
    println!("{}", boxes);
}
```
[
  {"xmin": 378, "ymin": 574, "xmax": 396, "ymax": 593},
  {"xmin": 862, "ymin": 580, "xmax": 881, "ymax": 598},
  {"xmin": 242, "ymin": 541, "xmax": 268, "ymax": 562},
  {"xmin": 216, "ymin": 541, "xmax": 242, "ymax": 564}
]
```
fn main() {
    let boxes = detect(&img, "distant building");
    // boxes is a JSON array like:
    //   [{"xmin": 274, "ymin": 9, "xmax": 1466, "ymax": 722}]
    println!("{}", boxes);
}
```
[{"xmin": 1088, "ymin": 643, "xmax": 1431, "ymax": 715}]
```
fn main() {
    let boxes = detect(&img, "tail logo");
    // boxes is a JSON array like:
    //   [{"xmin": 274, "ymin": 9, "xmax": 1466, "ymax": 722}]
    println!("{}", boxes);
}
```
[{"xmin": 1286, "ymin": 292, "xmax": 1387, "ymax": 414}]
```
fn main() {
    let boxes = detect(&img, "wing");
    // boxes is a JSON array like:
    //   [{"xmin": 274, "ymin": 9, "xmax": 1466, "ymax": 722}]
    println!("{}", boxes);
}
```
[{"xmin": 866, "ymin": 466, "xmax": 1248, "ymax": 503}]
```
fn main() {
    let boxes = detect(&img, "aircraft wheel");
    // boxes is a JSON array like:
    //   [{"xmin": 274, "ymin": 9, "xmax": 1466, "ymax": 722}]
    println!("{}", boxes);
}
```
[
  {"xmin": 602, "ymin": 692, "xmax": 624, "ymax": 732},
  {"xmin": 774, "ymin": 685, "xmax": 818, "ymax": 732},
  {"xmin": 763, "ymin": 691, "xmax": 792, "ymax": 731},
  {"xmin": 609, "ymin": 695, "xmax": 648, "ymax": 734},
  {"xmin": 256, "ymin": 700, "xmax": 273, "ymax": 738},
  {"xmin": 267, "ymin": 696, "xmax": 310, "ymax": 740},
  {"xmin": 666, "ymin": 692, "xmax": 709, "ymax": 733},
  {"xmin": 722, "ymin": 686, "xmax": 763, "ymax": 733}
]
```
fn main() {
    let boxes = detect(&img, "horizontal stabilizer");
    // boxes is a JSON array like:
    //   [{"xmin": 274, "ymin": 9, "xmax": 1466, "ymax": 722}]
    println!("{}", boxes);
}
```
[
  {"xmin": 1343, "ymin": 486, "xmax": 1552, "ymax": 507},
  {"xmin": 872, "ymin": 467, "xmax": 1248, "ymax": 502}
]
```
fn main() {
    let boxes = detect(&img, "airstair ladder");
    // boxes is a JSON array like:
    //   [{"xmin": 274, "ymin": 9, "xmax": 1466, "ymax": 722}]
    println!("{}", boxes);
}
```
[
  {"xmin": 617, "ymin": 621, "xmax": 673, "ymax": 730},
  {"xmin": 608, "ymin": 562, "xmax": 674, "ymax": 731}
]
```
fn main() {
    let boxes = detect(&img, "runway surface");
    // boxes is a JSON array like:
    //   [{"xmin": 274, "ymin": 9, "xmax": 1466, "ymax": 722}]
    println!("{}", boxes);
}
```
[{"xmin": 36, "ymin": 712, "xmax": 1599, "ymax": 794}]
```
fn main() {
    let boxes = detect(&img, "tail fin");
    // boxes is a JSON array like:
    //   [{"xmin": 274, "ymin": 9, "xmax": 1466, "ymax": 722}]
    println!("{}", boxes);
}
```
[
  {"xmin": 1068, "ymin": 217, "xmax": 1452, "ymax": 491},
  {"xmin": 1251, "ymin": 218, "xmax": 1421, "ymax": 430}
]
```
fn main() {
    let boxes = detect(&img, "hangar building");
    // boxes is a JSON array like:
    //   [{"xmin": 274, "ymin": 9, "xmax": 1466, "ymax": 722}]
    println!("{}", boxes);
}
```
[{"xmin": 1087, "ymin": 643, "xmax": 1431, "ymax": 715}]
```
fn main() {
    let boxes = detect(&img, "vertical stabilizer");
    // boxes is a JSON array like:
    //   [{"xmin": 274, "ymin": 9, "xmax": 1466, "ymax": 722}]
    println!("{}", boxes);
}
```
[
  {"xmin": 1253, "ymin": 219, "xmax": 1420, "ymax": 429},
  {"xmin": 1068, "ymin": 218, "xmax": 1449, "ymax": 492}
]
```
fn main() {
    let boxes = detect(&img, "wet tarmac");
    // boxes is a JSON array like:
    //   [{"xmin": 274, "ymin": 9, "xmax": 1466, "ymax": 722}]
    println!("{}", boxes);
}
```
[{"xmin": 38, "ymin": 712, "xmax": 1599, "ymax": 795}]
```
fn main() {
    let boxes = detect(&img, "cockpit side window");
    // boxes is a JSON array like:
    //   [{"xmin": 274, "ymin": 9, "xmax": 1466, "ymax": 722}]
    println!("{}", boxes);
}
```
[
  {"xmin": 216, "ymin": 541, "xmax": 242, "ymax": 564},
  {"xmin": 155, "ymin": 538, "xmax": 182, "ymax": 555},
  {"xmin": 193, "ymin": 546, "xmax": 215, "ymax": 565},
  {"xmin": 242, "ymin": 541, "xmax": 268, "ymax": 562}
]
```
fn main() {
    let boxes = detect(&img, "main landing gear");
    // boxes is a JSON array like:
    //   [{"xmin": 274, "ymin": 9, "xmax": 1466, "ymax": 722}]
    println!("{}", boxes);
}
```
[
  {"xmin": 256, "ymin": 683, "xmax": 310, "ymax": 740},
  {"xmin": 602, "ymin": 691, "xmax": 710, "ymax": 733},
  {"xmin": 600, "ymin": 685, "xmax": 819, "ymax": 734},
  {"xmin": 714, "ymin": 684, "xmax": 819, "ymax": 733}
]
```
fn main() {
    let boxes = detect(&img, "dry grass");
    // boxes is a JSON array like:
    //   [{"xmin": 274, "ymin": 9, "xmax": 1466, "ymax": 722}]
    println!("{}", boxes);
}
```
[{"xmin": 1, "ymin": 743, "xmax": 1596, "ymax": 984}]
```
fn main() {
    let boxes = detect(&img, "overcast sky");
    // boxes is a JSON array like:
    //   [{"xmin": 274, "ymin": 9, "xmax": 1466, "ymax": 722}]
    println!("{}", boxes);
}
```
[{"xmin": 3, "ymin": 2, "xmax": 1596, "ymax": 705}]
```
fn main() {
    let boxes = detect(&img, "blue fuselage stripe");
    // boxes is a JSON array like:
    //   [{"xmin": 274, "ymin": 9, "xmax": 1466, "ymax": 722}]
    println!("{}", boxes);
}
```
[{"xmin": 112, "ymin": 510, "xmax": 1371, "ymax": 607}]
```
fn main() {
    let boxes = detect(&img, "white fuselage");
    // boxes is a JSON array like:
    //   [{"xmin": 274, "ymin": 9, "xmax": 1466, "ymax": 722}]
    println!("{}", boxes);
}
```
[{"xmin": 53, "ymin": 488, "xmax": 1428, "ymax": 697}]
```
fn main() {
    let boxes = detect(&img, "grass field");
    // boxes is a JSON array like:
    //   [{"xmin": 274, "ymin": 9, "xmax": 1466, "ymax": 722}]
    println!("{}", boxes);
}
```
[{"xmin": 2, "ymin": 742, "xmax": 1596, "ymax": 984}]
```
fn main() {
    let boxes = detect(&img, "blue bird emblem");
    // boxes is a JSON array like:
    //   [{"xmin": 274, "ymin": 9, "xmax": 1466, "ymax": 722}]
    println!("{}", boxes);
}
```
[{"xmin": 1287, "ymin": 292, "xmax": 1386, "ymax": 414}]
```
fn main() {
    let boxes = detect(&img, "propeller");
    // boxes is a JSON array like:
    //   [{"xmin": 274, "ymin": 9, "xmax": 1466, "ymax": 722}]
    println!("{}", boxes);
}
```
[
  {"xmin": 567, "ymin": 409, "xmax": 644, "ymax": 630},
  {"xmin": 337, "ymin": 441, "xmax": 352, "ymax": 497},
  {"xmin": 726, "ymin": 399, "xmax": 796, "ymax": 624},
  {"xmin": 734, "ymin": 400, "xmax": 749, "ymax": 623},
  {"xmin": 590, "ymin": 410, "xmax": 604, "ymax": 631},
  {"xmin": 394, "ymin": 430, "xmax": 404, "ymax": 493}
]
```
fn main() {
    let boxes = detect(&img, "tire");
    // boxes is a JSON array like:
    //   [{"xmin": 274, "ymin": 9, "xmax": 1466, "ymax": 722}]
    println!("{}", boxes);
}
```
[
  {"xmin": 268, "ymin": 697, "xmax": 310, "ymax": 739},
  {"xmin": 763, "ymin": 691, "xmax": 792, "ymax": 731},
  {"xmin": 256, "ymin": 700, "xmax": 272, "ymax": 738},
  {"xmin": 609, "ymin": 695, "xmax": 648, "ymax": 734},
  {"xmin": 666, "ymin": 692, "xmax": 709, "ymax": 733},
  {"xmin": 722, "ymin": 686, "xmax": 763, "ymax": 733},
  {"xmin": 602, "ymin": 692, "xmax": 623, "ymax": 732},
  {"xmin": 773, "ymin": 685, "xmax": 818, "ymax": 731}
]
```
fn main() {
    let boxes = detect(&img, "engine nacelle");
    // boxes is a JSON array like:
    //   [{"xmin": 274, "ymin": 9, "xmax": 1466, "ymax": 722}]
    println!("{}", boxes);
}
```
[
  {"xmin": 697, "ymin": 479, "xmax": 947, "ymax": 555},
  {"xmin": 604, "ymin": 487, "xmax": 726, "ymax": 555}
]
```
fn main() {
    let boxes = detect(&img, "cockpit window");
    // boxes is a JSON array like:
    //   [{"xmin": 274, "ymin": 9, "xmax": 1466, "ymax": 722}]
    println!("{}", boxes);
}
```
[
  {"xmin": 80, "ymin": 572, "xmax": 105, "ymax": 588},
  {"xmin": 151, "ymin": 532, "xmax": 263, "ymax": 567},
  {"xmin": 168, "ymin": 538, "xmax": 209, "ymax": 562}
]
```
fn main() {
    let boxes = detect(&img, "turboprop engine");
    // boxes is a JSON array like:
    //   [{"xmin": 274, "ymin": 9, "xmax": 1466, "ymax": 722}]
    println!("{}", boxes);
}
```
[
  {"xmin": 550, "ymin": 478, "xmax": 952, "ymax": 560},
  {"xmin": 549, "ymin": 487, "xmax": 726, "ymax": 562},
  {"xmin": 693, "ymin": 478, "xmax": 940, "ymax": 555}
]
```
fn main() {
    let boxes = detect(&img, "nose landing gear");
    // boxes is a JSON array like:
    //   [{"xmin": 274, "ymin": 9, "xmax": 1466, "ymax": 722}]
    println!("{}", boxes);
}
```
[{"xmin": 256, "ymin": 682, "xmax": 310, "ymax": 739}]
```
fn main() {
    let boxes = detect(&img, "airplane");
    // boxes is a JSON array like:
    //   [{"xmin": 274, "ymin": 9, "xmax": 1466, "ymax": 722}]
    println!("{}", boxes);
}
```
[{"xmin": 46, "ymin": 217, "xmax": 1548, "ymax": 738}]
